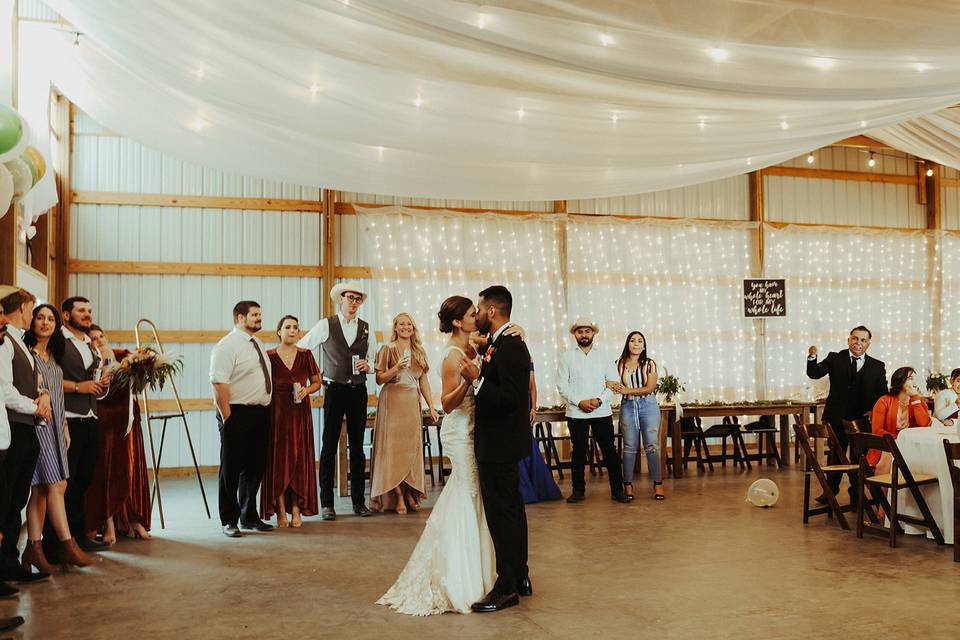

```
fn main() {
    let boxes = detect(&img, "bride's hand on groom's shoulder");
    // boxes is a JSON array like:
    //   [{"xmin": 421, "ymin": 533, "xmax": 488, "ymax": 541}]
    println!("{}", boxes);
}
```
[{"xmin": 503, "ymin": 324, "xmax": 526, "ymax": 341}]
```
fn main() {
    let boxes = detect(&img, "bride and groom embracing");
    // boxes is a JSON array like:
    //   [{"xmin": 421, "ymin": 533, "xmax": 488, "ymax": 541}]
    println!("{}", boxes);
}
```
[{"xmin": 377, "ymin": 285, "xmax": 533, "ymax": 616}]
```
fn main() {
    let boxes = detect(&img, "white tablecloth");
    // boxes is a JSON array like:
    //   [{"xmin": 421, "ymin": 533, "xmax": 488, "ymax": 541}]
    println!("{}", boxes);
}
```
[{"xmin": 894, "ymin": 425, "xmax": 960, "ymax": 541}]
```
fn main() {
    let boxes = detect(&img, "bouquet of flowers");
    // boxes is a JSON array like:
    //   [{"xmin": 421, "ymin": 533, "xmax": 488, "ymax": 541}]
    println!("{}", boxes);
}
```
[
  {"xmin": 655, "ymin": 372, "xmax": 685, "ymax": 403},
  {"xmin": 108, "ymin": 347, "xmax": 183, "ymax": 394}
]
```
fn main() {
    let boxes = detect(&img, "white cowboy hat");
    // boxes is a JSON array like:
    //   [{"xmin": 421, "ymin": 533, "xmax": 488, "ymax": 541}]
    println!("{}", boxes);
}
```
[
  {"xmin": 569, "ymin": 317, "xmax": 599, "ymax": 334},
  {"xmin": 329, "ymin": 282, "xmax": 367, "ymax": 303}
]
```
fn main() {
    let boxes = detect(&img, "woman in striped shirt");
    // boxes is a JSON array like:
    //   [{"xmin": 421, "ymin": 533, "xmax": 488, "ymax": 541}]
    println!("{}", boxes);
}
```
[{"xmin": 610, "ymin": 331, "xmax": 664, "ymax": 501}]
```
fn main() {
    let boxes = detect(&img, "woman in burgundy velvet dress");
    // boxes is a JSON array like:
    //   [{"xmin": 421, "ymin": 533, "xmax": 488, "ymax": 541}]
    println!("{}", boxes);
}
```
[
  {"xmin": 260, "ymin": 315, "xmax": 321, "ymax": 527},
  {"xmin": 85, "ymin": 326, "xmax": 152, "ymax": 543}
]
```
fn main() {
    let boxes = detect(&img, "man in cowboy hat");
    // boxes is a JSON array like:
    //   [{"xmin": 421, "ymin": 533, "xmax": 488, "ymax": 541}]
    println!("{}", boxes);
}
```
[
  {"xmin": 299, "ymin": 283, "xmax": 378, "ymax": 519},
  {"xmin": 557, "ymin": 318, "xmax": 629, "ymax": 504}
]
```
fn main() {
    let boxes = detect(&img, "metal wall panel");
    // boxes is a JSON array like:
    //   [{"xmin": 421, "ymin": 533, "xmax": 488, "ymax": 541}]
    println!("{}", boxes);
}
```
[
  {"xmin": 568, "ymin": 174, "xmax": 750, "ymax": 220},
  {"xmin": 70, "ymin": 110, "xmax": 324, "ymax": 467},
  {"xmin": 17, "ymin": 0, "xmax": 57, "ymax": 20},
  {"xmin": 765, "ymin": 147, "xmax": 926, "ymax": 228}
]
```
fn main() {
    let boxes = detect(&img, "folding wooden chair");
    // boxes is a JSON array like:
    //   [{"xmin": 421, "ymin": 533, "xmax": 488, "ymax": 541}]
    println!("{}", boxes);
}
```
[
  {"xmin": 744, "ymin": 415, "xmax": 783, "ymax": 468},
  {"xmin": 942, "ymin": 440, "xmax": 960, "ymax": 562},
  {"xmin": 666, "ymin": 416, "xmax": 713, "ymax": 474},
  {"xmin": 852, "ymin": 432, "xmax": 944, "ymax": 547},
  {"xmin": 703, "ymin": 416, "xmax": 748, "ymax": 469},
  {"xmin": 793, "ymin": 423, "xmax": 860, "ymax": 529}
]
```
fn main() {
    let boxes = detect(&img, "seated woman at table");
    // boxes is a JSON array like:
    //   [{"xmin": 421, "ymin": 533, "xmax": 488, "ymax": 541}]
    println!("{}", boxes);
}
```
[
  {"xmin": 867, "ymin": 366, "xmax": 931, "ymax": 474},
  {"xmin": 933, "ymin": 368, "xmax": 960, "ymax": 426}
]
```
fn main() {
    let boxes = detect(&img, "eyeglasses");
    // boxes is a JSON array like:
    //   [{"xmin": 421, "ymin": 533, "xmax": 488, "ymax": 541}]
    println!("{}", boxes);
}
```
[{"xmin": 343, "ymin": 294, "xmax": 364, "ymax": 303}]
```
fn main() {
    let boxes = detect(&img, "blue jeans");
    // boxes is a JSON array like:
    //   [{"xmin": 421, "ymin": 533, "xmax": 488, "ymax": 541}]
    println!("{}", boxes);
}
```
[{"xmin": 620, "ymin": 395, "xmax": 662, "ymax": 484}]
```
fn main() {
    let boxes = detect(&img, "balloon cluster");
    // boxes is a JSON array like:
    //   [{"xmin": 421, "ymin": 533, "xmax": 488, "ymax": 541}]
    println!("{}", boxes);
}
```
[{"xmin": 0, "ymin": 104, "xmax": 48, "ymax": 242}]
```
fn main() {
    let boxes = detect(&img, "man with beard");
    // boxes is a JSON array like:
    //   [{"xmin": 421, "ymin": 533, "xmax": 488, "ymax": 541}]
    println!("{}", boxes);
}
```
[
  {"xmin": 52, "ymin": 296, "xmax": 109, "ymax": 555},
  {"xmin": 557, "ymin": 319, "xmax": 630, "ymax": 504},
  {"xmin": 210, "ymin": 301, "xmax": 274, "ymax": 537}
]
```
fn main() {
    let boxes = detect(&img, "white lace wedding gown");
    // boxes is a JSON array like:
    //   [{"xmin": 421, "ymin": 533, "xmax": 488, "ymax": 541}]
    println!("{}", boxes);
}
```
[{"xmin": 376, "ymin": 346, "xmax": 496, "ymax": 616}]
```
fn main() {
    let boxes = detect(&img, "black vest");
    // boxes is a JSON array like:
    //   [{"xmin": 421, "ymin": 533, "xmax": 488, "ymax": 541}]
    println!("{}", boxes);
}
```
[
  {"xmin": 843, "ymin": 359, "xmax": 866, "ymax": 420},
  {"xmin": 7, "ymin": 336, "xmax": 37, "ymax": 426},
  {"xmin": 320, "ymin": 315, "xmax": 369, "ymax": 385},
  {"xmin": 61, "ymin": 335, "xmax": 100, "ymax": 416}
]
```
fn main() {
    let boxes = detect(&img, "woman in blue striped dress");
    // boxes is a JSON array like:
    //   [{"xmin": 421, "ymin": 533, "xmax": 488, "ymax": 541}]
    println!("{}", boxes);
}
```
[{"xmin": 21, "ymin": 304, "xmax": 94, "ymax": 572}]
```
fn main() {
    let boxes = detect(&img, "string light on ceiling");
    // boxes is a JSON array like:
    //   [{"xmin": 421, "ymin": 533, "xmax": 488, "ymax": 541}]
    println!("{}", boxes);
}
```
[
  {"xmin": 915, "ymin": 62, "xmax": 929, "ymax": 72},
  {"xmin": 414, "ymin": 94, "xmax": 423, "ymax": 109},
  {"xmin": 516, "ymin": 107, "xmax": 525, "ymax": 119},
  {"xmin": 191, "ymin": 67, "xmax": 205, "ymax": 79},
  {"xmin": 811, "ymin": 57, "xmax": 835, "ymax": 70},
  {"xmin": 476, "ymin": 14, "xmax": 487, "ymax": 29},
  {"xmin": 309, "ymin": 82, "xmax": 321, "ymax": 96},
  {"xmin": 698, "ymin": 117, "xmax": 706, "ymax": 131},
  {"xmin": 707, "ymin": 47, "xmax": 729, "ymax": 62},
  {"xmin": 867, "ymin": 151, "xmax": 877, "ymax": 168},
  {"xmin": 926, "ymin": 167, "xmax": 934, "ymax": 177},
  {"xmin": 186, "ymin": 116, "xmax": 209, "ymax": 132},
  {"xmin": 780, "ymin": 120, "xmax": 790, "ymax": 130},
  {"xmin": 599, "ymin": 33, "xmax": 614, "ymax": 47},
  {"xmin": 806, "ymin": 153, "xmax": 815, "ymax": 164},
  {"xmin": 611, "ymin": 112, "xmax": 619, "ymax": 124}
]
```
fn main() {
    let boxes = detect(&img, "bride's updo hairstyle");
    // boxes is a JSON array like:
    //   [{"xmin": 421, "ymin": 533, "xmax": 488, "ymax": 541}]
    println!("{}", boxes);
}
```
[{"xmin": 438, "ymin": 296, "xmax": 473, "ymax": 333}]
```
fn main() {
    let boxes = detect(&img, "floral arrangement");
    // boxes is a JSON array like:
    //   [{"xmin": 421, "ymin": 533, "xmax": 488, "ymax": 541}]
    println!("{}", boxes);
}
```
[
  {"xmin": 926, "ymin": 371, "xmax": 949, "ymax": 394},
  {"xmin": 655, "ymin": 373, "xmax": 685, "ymax": 403},
  {"xmin": 108, "ymin": 347, "xmax": 183, "ymax": 394}
]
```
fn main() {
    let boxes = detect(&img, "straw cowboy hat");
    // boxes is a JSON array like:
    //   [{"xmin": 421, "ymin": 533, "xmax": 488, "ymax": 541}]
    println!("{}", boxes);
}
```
[
  {"xmin": 329, "ymin": 282, "xmax": 367, "ymax": 303},
  {"xmin": 569, "ymin": 317, "xmax": 599, "ymax": 334}
]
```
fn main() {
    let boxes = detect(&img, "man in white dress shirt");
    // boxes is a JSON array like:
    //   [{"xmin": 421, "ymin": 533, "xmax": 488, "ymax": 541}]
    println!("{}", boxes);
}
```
[
  {"xmin": 557, "ymin": 318, "xmax": 629, "ymax": 504},
  {"xmin": 0, "ymin": 288, "xmax": 50, "ymax": 584},
  {"xmin": 298, "ymin": 282, "xmax": 378, "ymax": 520},
  {"xmin": 210, "ymin": 301, "xmax": 275, "ymax": 537},
  {"xmin": 0, "ymin": 289, "xmax": 27, "ymax": 633}
]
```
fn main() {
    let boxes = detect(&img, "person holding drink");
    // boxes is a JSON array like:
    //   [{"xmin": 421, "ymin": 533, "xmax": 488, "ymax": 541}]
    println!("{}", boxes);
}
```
[
  {"xmin": 261, "ymin": 315, "xmax": 321, "ymax": 527},
  {"xmin": 370, "ymin": 313, "xmax": 438, "ymax": 514}
]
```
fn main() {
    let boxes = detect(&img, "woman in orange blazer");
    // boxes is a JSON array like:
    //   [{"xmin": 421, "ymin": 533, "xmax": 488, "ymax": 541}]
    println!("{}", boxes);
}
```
[{"xmin": 867, "ymin": 366, "xmax": 931, "ymax": 470}]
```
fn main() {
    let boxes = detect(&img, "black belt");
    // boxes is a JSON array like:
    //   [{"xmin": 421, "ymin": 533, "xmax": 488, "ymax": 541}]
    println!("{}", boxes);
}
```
[{"xmin": 325, "ymin": 381, "xmax": 366, "ymax": 389}]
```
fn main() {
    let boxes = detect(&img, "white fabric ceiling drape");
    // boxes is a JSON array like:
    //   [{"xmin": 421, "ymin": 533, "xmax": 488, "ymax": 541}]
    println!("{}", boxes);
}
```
[{"xmin": 32, "ymin": 1, "xmax": 960, "ymax": 199}]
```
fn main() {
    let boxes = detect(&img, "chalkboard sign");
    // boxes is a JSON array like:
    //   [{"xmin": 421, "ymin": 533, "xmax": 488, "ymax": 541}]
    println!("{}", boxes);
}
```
[{"xmin": 743, "ymin": 279, "xmax": 786, "ymax": 317}]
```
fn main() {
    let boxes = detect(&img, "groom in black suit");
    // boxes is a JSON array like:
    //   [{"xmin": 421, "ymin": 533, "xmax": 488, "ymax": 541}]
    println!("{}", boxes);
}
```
[
  {"xmin": 806, "ymin": 325, "xmax": 887, "ymax": 503},
  {"xmin": 459, "ymin": 285, "xmax": 532, "ymax": 613}
]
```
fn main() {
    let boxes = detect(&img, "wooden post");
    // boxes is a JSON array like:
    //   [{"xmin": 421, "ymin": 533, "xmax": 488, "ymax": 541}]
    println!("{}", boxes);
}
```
[
  {"xmin": 553, "ymin": 199, "xmax": 568, "ymax": 310},
  {"xmin": 51, "ymin": 95, "xmax": 72, "ymax": 303},
  {"xmin": 322, "ymin": 188, "xmax": 336, "ymax": 317},
  {"xmin": 749, "ymin": 171, "xmax": 767, "ymax": 400},
  {"xmin": 927, "ymin": 162, "xmax": 944, "ymax": 374}
]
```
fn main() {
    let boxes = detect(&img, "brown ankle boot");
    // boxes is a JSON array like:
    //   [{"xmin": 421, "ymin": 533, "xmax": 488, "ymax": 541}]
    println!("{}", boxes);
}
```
[
  {"xmin": 58, "ymin": 538, "xmax": 95, "ymax": 568},
  {"xmin": 22, "ymin": 540, "xmax": 55, "ymax": 574}
]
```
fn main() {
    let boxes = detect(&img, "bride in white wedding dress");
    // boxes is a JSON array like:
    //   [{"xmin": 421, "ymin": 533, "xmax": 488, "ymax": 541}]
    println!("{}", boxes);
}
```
[{"xmin": 377, "ymin": 296, "xmax": 496, "ymax": 616}]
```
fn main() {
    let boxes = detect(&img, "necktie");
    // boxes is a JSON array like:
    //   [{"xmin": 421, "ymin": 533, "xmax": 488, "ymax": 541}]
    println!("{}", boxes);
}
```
[
  {"xmin": 850, "ymin": 356, "xmax": 859, "ymax": 374},
  {"xmin": 250, "ymin": 338, "xmax": 272, "ymax": 394}
]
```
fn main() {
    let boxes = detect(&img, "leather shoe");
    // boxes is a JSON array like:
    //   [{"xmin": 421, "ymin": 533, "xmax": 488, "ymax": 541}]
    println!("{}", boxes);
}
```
[
  {"xmin": 321, "ymin": 507, "xmax": 336, "ymax": 521},
  {"xmin": 566, "ymin": 492, "xmax": 585, "ymax": 503},
  {"xmin": 76, "ymin": 536, "xmax": 110, "ymax": 552},
  {"xmin": 240, "ymin": 520, "xmax": 274, "ymax": 532},
  {"xmin": 222, "ymin": 524, "xmax": 243, "ymax": 538},
  {"xmin": 0, "ymin": 581, "xmax": 18, "ymax": 600},
  {"xmin": 0, "ymin": 562, "xmax": 50, "ymax": 584},
  {"xmin": 353, "ymin": 504, "xmax": 373, "ymax": 517},
  {"xmin": 471, "ymin": 591, "xmax": 520, "ymax": 613},
  {"xmin": 517, "ymin": 577, "xmax": 533, "ymax": 597},
  {"xmin": 612, "ymin": 492, "xmax": 632, "ymax": 504},
  {"xmin": 0, "ymin": 615, "xmax": 24, "ymax": 633}
]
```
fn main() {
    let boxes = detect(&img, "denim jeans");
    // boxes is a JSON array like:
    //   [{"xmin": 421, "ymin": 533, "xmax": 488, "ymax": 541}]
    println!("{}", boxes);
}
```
[{"xmin": 620, "ymin": 395, "xmax": 662, "ymax": 484}]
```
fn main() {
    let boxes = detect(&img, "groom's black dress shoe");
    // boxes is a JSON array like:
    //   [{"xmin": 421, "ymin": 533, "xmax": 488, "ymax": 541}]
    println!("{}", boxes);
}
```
[
  {"xmin": 240, "ymin": 520, "xmax": 274, "ymax": 532},
  {"xmin": 517, "ymin": 577, "xmax": 533, "ymax": 597},
  {"xmin": 566, "ymin": 492, "xmax": 585, "ymax": 503},
  {"xmin": 77, "ymin": 536, "xmax": 110, "ymax": 552},
  {"xmin": 612, "ymin": 492, "xmax": 632, "ymax": 504},
  {"xmin": 321, "ymin": 507, "xmax": 336, "ymax": 521},
  {"xmin": 471, "ymin": 591, "xmax": 520, "ymax": 612},
  {"xmin": 353, "ymin": 504, "xmax": 373, "ymax": 517}
]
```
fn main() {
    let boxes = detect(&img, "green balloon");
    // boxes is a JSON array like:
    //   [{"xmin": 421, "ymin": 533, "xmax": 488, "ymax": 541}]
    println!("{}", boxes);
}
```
[{"xmin": 0, "ymin": 105, "xmax": 23, "ymax": 156}]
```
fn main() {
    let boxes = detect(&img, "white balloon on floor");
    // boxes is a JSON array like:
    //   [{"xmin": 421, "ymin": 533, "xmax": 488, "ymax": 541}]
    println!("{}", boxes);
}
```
[{"xmin": 745, "ymin": 479, "xmax": 779, "ymax": 508}]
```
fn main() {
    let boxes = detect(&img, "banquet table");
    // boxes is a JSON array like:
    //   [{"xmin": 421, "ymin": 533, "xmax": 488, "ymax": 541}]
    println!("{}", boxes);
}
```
[{"xmin": 893, "ymin": 425, "xmax": 960, "ymax": 542}]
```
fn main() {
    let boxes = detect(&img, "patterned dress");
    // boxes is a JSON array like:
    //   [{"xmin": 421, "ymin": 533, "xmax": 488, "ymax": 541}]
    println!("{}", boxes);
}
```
[{"xmin": 33, "ymin": 352, "xmax": 69, "ymax": 485}]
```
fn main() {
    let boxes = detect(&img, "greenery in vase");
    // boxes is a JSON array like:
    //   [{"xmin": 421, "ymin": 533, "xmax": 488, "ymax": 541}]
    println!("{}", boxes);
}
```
[
  {"xmin": 926, "ymin": 371, "xmax": 949, "ymax": 394},
  {"xmin": 655, "ymin": 373, "xmax": 684, "ymax": 402}
]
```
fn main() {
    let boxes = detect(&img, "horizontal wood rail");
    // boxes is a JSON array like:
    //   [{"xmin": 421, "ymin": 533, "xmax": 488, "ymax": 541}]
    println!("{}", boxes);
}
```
[
  {"xmin": 337, "ymin": 202, "xmax": 553, "ymax": 217},
  {"xmin": 760, "ymin": 166, "xmax": 915, "ymax": 185},
  {"xmin": 68, "ymin": 260, "xmax": 322, "ymax": 278},
  {"xmin": 139, "ymin": 395, "xmax": 378, "ymax": 412},
  {"xmin": 942, "ymin": 177, "xmax": 960, "ymax": 188},
  {"xmin": 72, "ymin": 191, "xmax": 323, "ymax": 212}
]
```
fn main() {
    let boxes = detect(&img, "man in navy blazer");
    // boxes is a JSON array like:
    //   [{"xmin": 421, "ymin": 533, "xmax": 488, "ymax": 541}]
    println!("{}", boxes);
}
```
[{"xmin": 807, "ymin": 325, "xmax": 887, "ymax": 502}]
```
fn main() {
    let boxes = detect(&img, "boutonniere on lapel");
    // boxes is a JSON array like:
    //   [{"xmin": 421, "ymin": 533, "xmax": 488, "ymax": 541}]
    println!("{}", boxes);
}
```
[
  {"xmin": 360, "ymin": 326, "xmax": 369, "ymax": 340},
  {"xmin": 483, "ymin": 346, "xmax": 497, "ymax": 364}
]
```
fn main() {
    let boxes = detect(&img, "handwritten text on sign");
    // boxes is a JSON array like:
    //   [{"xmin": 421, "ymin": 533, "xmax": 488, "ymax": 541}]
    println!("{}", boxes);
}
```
[{"xmin": 743, "ymin": 279, "xmax": 786, "ymax": 317}]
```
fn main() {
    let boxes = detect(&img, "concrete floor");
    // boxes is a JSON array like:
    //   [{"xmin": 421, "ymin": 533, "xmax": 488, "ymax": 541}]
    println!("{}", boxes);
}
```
[{"xmin": 5, "ymin": 465, "xmax": 960, "ymax": 640}]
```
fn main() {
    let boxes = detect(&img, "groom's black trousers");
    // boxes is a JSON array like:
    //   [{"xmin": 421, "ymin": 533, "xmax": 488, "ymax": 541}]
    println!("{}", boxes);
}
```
[{"xmin": 477, "ymin": 461, "xmax": 528, "ymax": 595}]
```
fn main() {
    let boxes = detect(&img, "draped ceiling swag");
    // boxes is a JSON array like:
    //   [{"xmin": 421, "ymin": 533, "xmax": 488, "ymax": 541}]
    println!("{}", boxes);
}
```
[{"xmin": 35, "ymin": 1, "xmax": 960, "ymax": 200}]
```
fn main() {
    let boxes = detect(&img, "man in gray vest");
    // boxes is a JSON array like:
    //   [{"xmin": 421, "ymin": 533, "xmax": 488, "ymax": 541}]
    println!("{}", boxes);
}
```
[
  {"xmin": 0, "ymin": 288, "xmax": 50, "ymax": 584},
  {"xmin": 0, "ymin": 288, "xmax": 27, "ymax": 634},
  {"xmin": 299, "ymin": 282, "xmax": 378, "ymax": 520},
  {"xmin": 53, "ymin": 296, "xmax": 109, "ymax": 555}
]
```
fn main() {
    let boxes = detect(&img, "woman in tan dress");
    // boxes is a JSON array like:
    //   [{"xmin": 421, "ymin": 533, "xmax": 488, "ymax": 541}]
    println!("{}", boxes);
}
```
[{"xmin": 370, "ymin": 313, "xmax": 438, "ymax": 514}]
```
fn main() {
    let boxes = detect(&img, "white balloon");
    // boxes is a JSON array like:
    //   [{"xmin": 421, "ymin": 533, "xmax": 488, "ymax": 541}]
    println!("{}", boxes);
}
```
[
  {"xmin": 0, "ymin": 163, "xmax": 12, "ymax": 216},
  {"xmin": 745, "ymin": 478, "xmax": 779, "ymax": 508},
  {"xmin": 4, "ymin": 158, "xmax": 32, "ymax": 198},
  {"xmin": 26, "ymin": 225, "xmax": 37, "ymax": 240}
]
